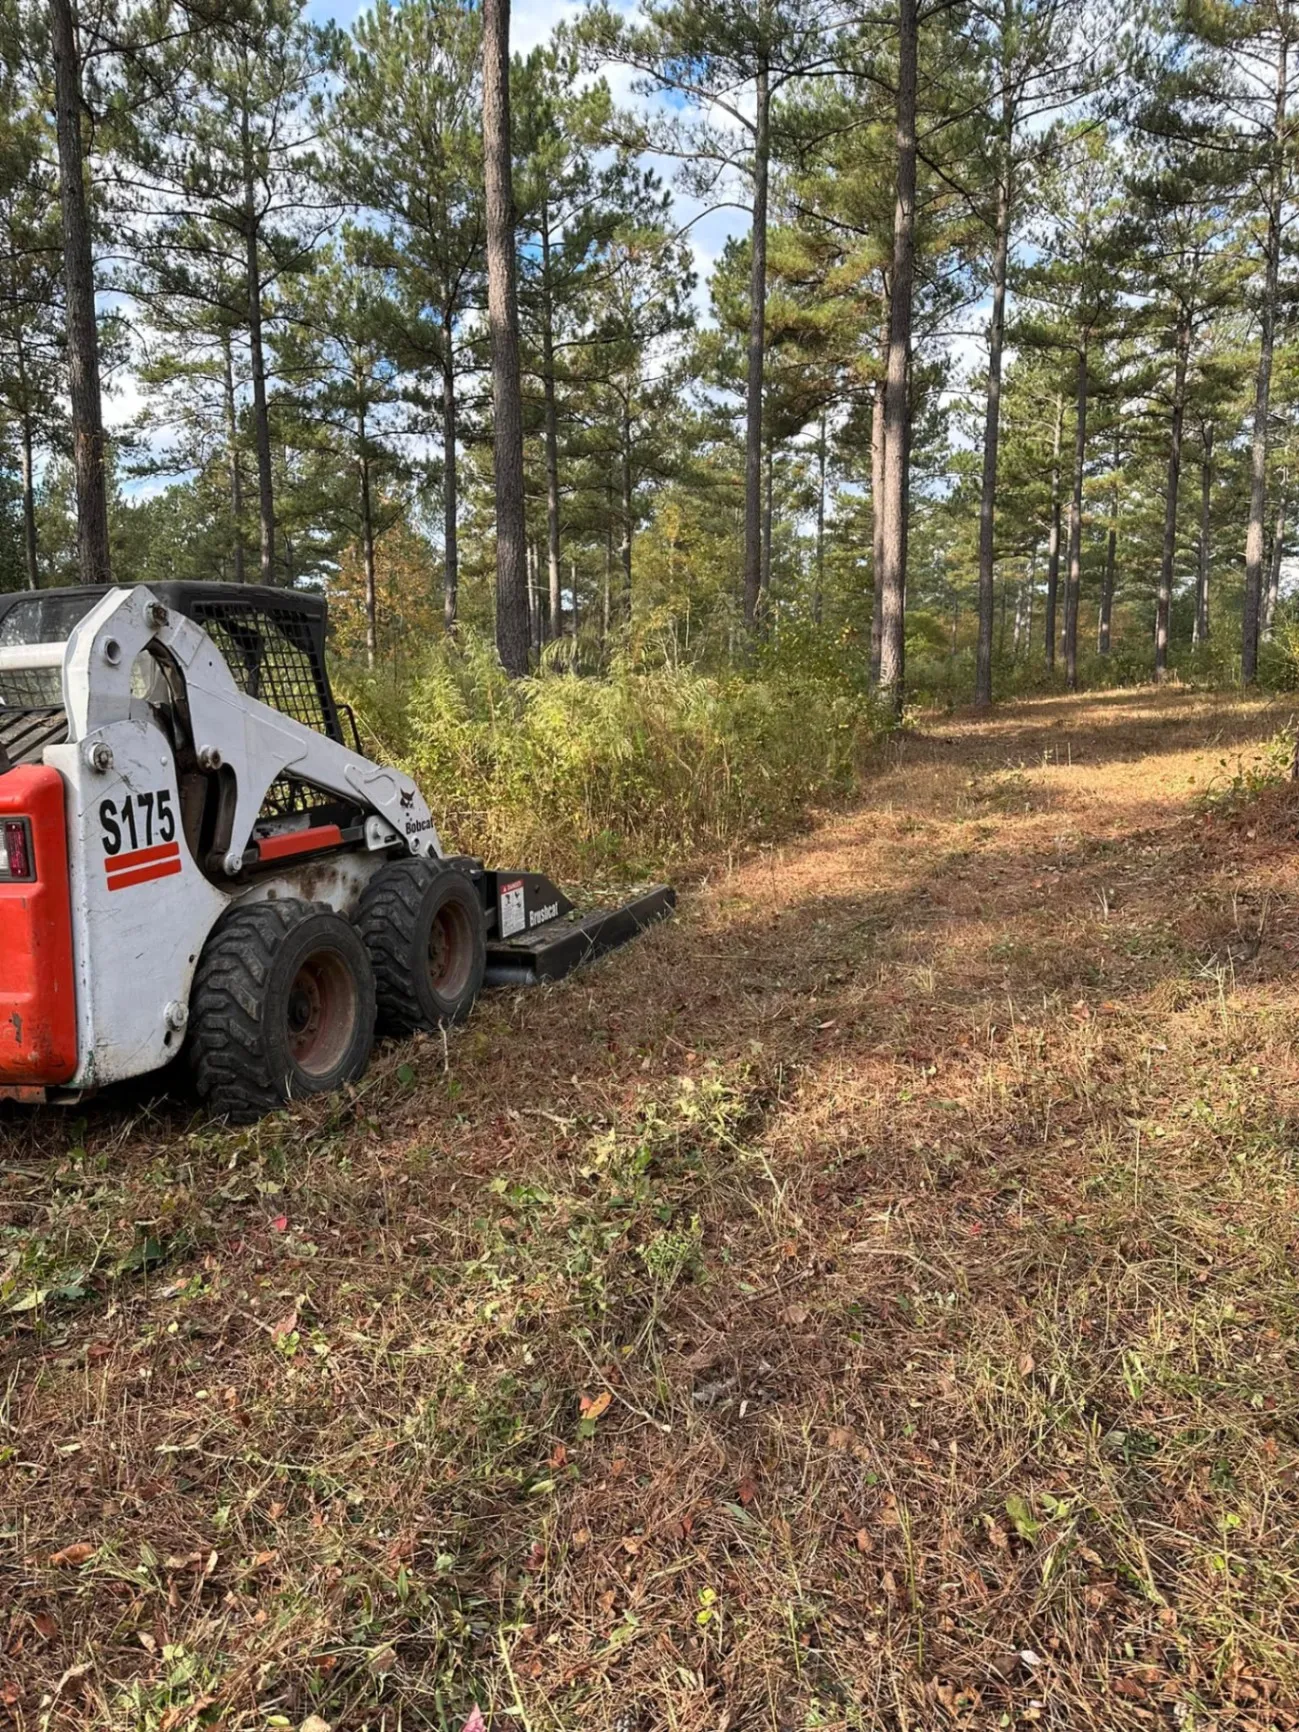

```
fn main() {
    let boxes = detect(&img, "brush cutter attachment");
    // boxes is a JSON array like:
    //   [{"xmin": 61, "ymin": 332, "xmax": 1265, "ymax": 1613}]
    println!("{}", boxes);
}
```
[{"xmin": 448, "ymin": 862, "xmax": 676, "ymax": 988}]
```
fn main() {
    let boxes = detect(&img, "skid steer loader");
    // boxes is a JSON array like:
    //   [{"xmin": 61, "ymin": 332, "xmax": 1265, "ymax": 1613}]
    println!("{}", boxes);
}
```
[{"xmin": 0, "ymin": 583, "xmax": 672, "ymax": 1122}]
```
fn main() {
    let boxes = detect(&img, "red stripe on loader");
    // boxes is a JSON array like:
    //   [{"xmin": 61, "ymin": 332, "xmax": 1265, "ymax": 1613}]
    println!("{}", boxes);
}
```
[
  {"xmin": 107, "ymin": 857, "xmax": 183, "ymax": 892},
  {"xmin": 105, "ymin": 841, "xmax": 182, "ymax": 877}
]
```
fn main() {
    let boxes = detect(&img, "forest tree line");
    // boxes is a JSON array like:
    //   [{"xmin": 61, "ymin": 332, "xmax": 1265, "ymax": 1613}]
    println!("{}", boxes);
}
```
[{"xmin": 1, "ymin": 0, "xmax": 1298, "ymax": 711}]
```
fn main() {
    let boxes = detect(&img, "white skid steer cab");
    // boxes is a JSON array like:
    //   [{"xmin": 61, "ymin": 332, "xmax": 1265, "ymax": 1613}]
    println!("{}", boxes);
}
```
[{"xmin": 0, "ymin": 583, "xmax": 673, "ymax": 1122}]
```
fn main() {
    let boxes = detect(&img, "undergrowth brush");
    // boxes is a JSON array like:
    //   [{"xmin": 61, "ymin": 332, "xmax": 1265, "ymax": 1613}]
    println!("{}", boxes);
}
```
[{"xmin": 337, "ymin": 633, "xmax": 881, "ymax": 880}]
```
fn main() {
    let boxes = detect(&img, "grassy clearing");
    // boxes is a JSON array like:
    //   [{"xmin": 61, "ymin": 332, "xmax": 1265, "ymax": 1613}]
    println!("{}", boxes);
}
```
[{"xmin": 7, "ymin": 687, "xmax": 1299, "ymax": 1730}]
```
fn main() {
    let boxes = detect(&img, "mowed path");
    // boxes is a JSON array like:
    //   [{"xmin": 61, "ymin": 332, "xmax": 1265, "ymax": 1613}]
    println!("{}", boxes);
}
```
[{"xmin": 7, "ymin": 687, "xmax": 1299, "ymax": 1731}]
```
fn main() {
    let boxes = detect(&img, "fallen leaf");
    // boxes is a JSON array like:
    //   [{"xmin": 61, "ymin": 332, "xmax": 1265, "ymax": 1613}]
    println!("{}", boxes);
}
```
[
  {"xmin": 48, "ymin": 1543, "xmax": 95, "ymax": 1568},
  {"xmin": 579, "ymin": 1391, "xmax": 612, "ymax": 1421},
  {"xmin": 271, "ymin": 1215, "xmax": 288, "ymax": 1234},
  {"xmin": 783, "ymin": 1304, "xmax": 810, "ymax": 1326},
  {"xmin": 51, "ymin": 1663, "xmax": 90, "ymax": 1699},
  {"xmin": 460, "ymin": 1708, "xmax": 487, "ymax": 1732},
  {"xmin": 737, "ymin": 1477, "xmax": 757, "ymax": 1507},
  {"xmin": 549, "ymin": 1442, "xmax": 567, "ymax": 1468},
  {"xmin": 1112, "ymin": 1677, "xmax": 1148, "ymax": 1701},
  {"xmin": 855, "ymin": 1528, "xmax": 871, "ymax": 1554},
  {"xmin": 300, "ymin": 1717, "xmax": 332, "ymax": 1732},
  {"xmin": 161, "ymin": 1701, "xmax": 214, "ymax": 1732},
  {"xmin": 982, "ymin": 1515, "xmax": 1009, "ymax": 1551},
  {"xmin": 1018, "ymin": 1353, "xmax": 1036, "ymax": 1376},
  {"xmin": 272, "ymin": 1311, "xmax": 298, "ymax": 1341}
]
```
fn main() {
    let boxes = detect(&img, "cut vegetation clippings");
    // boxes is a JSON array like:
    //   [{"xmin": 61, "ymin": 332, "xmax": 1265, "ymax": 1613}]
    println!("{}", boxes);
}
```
[{"xmin": 5, "ymin": 688, "xmax": 1299, "ymax": 1730}]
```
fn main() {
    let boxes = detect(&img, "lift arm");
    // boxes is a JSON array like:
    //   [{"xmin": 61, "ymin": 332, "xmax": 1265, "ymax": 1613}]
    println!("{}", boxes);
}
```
[{"xmin": 57, "ymin": 585, "xmax": 443, "ymax": 871}]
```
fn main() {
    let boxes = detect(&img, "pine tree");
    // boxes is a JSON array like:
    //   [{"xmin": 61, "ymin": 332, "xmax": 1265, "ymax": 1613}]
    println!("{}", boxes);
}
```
[
  {"xmin": 323, "ymin": 0, "xmax": 484, "ymax": 631},
  {"xmin": 127, "ymin": 0, "xmax": 327, "ymax": 584},
  {"xmin": 582, "ymin": 0, "xmax": 834, "ymax": 635},
  {"xmin": 482, "ymin": 0, "xmax": 529, "ymax": 675},
  {"xmin": 276, "ymin": 239, "xmax": 405, "ymax": 665},
  {"xmin": 514, "ymin": 39, "xmax": 638, "ymax": 641},
  {"xmin": 0, "ymin": 85, "xmax": 64, "ymax": 588}
]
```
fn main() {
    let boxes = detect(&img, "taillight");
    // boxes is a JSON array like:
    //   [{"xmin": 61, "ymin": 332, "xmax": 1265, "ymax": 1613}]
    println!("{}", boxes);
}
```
[{"xmin": 0, "ymin": 818, "xmax": 34, "ymax": 880}]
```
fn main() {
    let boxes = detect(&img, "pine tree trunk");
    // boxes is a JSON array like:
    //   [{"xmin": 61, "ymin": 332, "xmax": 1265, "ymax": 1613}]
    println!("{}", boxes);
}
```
[
  {"xmin": 1099, "ymin": 426, "xmax": 1118, "ymax": 654},
  {"xmin": 1266, "ymin": 468, "xmax": 1287, "ymax": 635},
  {"xmin": 621, "ymin": 400, "xmax": 633, "ymax": 618},
  {"xmin": 50, "ymin": 0, "xmax": 110, "ymax": 585},
  {"xmin": 869, "ymin": 365, "xmax": 886, "ymax": 684},
  {"xmin": 1099, "ymin": 504, "xmax": 1116, "ymax": 654},
  {"xmin": 482, "ymin": 0, "xmax": 529, "ymax": 676},
  {"xmin": 1243, "ymin": 13, "xmax": 1289, "ymax": 683},
  {"xmin": 975, "ymin": 144, "xmax": 1011, "ymax": 708},
  {"xmin": 1044, "ymin": 394, "xmax": 1063, "ymax": 667},
  {"xmin": 1064, "ymin": 342, "xmax": 1088, "ymax": 689},
  {"xmin": 1195, "ymin": 426, "xmax": 1213, "ymax": 646},
  {"xmin": 602, "ymin": 492, "xmax": 612, "ymax": 646},
  {"xmin": 1023, "ymin": 549, "xmax": 1035, "ymax": 653},
  {"xmin": 1155, "ymin": 317, "xmax": 1189, "ymax": 679},
  {"xmin": 743, "ymin": 54, "xmax": 770, "ymax": 632},
  {"xmin": 541, "ymin": 220, "xmax": 563, "ymax": 641},
  {"xmin": 241, "ymin": 109, "xmax": 276, "ymax": 586},
  {"xmin": 358, "ymin": 402, "xmax": 378, "ymax": 669},
  {"xmin": 527, "ymin": 538, "xmax": 540, "ymax": 655},
  {"xmin": 222, "ymin": 334, "xmax": 247, "ymax": 585},
  {"xmin": 442, "ymin": 311, "xmax": 459, "ymax": 632},
  {"xmin": 760, "ymin": 434, "xmax": 773, "ymax": 605},
  {"xmin": 877, "ymin": 0, "xmax": 918, "ymax": 719},
  {"xmin": 814, "ymin": 409, "xmax": 826, "ymax": 625},
  {"xmin": 19, "ymin": 404, "xmax": 38, "ymax": 590}
]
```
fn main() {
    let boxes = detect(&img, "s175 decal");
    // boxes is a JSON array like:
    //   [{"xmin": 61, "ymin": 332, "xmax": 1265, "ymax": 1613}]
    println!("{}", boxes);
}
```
[{"xmin": 100, "ymin": 790, "xmax": 182, "ymax": 891}]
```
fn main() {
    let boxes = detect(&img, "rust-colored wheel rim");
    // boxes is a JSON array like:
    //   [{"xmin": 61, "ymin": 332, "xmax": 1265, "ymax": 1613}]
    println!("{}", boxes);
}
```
[
  {"xmin": 428, "ymin": 899, "xmax": 475, "ymax": 999},
  {"xmin": 286, "ymin": 949, "xmax": 359, "ymax": 1077}
]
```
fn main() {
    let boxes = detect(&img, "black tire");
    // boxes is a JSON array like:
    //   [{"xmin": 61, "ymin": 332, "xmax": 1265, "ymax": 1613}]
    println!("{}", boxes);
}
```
[
  {"xmin": 189, "ymin": 899, "xmax": 376, "ymax": 1123},
  {"xmin": 356, "ymin": 858, "xmax": 486, "ymax": 1037}
]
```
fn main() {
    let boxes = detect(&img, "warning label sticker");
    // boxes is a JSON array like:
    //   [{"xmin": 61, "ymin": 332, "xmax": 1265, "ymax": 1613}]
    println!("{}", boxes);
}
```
[{"xmin": 499, "ymin": 878, "xmax": 526, "ymax": 938}]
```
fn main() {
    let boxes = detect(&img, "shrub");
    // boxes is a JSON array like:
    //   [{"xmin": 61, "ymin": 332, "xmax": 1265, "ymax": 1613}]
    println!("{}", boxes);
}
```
[{"xmin": 336, "ymin": 632, "xmax": 881, "ymax": 882}]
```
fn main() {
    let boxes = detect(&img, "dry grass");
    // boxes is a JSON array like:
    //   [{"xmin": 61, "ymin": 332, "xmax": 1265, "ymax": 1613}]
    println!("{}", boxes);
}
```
[{"xmin": 6, "ymin": 687, "xmax": 1299, "ymax": 1731}]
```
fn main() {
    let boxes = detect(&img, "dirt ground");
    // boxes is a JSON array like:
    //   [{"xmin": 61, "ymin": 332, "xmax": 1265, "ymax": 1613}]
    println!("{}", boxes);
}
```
[{"xmin": 7, "ymin": 686, "xmax": 1299, "ymax": 1732}]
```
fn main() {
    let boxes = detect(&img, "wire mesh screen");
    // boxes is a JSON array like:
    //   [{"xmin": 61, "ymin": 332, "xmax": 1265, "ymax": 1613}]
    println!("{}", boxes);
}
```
[
  {"xmin": 0, "ymin": 667, "xmax": 62, "ymax": 709},
  {"xmin": 260, "ymin": 776, "xmax": 319, "ymax": 820},
  {"xmin": 187, "ymin": 598, "xmax": 341, "ymax": 742}
]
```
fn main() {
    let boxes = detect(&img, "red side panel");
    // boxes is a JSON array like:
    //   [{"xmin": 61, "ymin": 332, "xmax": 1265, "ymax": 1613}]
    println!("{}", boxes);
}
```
[
  {"xmin": 0, "ymin": 765, "xmax": 77, "ymax": 1084},
  {"xmin": 257, "ymin": 823, "xmax": 344, "ymax": 864}
]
